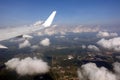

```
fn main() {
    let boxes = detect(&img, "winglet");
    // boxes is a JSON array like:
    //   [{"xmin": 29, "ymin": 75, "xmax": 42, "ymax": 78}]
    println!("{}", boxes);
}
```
[
  {"xmin": 0, "ymin": 44, "xmax": 8, "ymax": 49},
  {"xmin": 42, "ymin": 11, "xmax": 56, "ymax": 27}
]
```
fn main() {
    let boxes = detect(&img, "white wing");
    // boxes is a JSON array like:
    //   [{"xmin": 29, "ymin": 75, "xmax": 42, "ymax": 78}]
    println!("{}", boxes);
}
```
[{"xmin": 0, "ymin": 11, "xmax": 56, "ymax": 41}]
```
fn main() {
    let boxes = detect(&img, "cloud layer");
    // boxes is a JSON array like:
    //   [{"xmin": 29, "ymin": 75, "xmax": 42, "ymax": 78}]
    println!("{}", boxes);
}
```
[
  {"xmin": 36, "ymin": 25, "xmax": 99, "ymax": 36},
  {"xmin": 5, "ymin": 57, "xmax": 50, "ymax": 76},
  {"xmin": 78, "ymin": 62, "xmax": 120, "ymax": 80}
]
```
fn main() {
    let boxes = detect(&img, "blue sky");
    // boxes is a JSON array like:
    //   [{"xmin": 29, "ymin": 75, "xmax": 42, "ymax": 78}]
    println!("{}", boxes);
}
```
[{"xmin": 0, "ymin": 0, "xmax": 120, "ymax": 26}]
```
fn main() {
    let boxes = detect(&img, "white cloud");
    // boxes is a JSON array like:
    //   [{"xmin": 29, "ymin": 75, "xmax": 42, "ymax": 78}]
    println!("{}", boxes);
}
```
[
  {"xmin": 110, "ymin": 33, "xmax": 118, "ymax": 37},
  {"xmin": 74, "ymin": 37, "xmax": 79, "ymax": 40},
  {"xmin": 113, "ymin": 62, "xmax": 120, "ymax": 74},
  {"xmin": 19, "ymin": 40, "xmax": 31, "ymax": 49},
  {"xmin": 36, "ymin": 25, "xmax": 99, "ymax": 36},
  {"xmin": 73, "ymin": 25, "xmax": 99, "ymax": 33},
  {"xmin": 5, "ymin": 57, "xmax": 50, "ymax": 76},
  {"xmin": 40, "ymin": 38, "xmax": 50, "ymax": 46},
  {"xmin": 33, "ymin": 20, "xmax": 43, "ymax": 27},
  {"xmin": 97, "ymin": 37, "xmax": 120, "ymax": 52},
  {"xmin": 78, "ymin": 62, "xmax": 120, "ymax": 80},
  {"xmin": 97, "ymin": 31, "xmax": 118, "ymax": 38},
  {"xmin": 37, "ymin": 25, "xmax": 57, "ymax": 36},
  {"xmin": 81, "ymin": 45, "xmax": 86, "ymax": 49},
  {"xmin": 59, "ymin": 35, "xmax": 65, "ymax": 38},
  {"xmin": 113, "ymin": 62, "xmax": 120, "ymax": 80},
  {"xmin": 37, "ymin": 32, "xmax": 43, "ymax": 36},
  {"xmin": 31, "ymin": 45, "xmax": 39, "ymax": 50},
  {"xmin": 88, "ymin": 45, "xmax": 100, "ymax": 51}
]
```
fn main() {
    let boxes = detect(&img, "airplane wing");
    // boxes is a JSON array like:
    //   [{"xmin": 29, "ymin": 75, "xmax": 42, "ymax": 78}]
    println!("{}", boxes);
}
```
[{"xmin": 0, "ymin": 11, "xmax": 56, "ymax": 48}]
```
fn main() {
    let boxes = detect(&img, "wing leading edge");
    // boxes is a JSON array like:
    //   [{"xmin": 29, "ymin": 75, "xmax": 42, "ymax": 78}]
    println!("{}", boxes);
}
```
[{"xmin": 42, "ymin": 11, "xmax": 56, "ymax": 27}]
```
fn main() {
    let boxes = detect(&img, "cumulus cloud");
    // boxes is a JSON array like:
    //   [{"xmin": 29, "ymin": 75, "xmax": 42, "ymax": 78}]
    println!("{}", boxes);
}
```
[
  {"xmin": 97, "ymin": 37, "xmax": 120, "ymax": 52},
  {"xmin": 78, "ymin": 62, "xmax": 120, "ymax": 80},
  {"xmin": 81, "ymin": 45, "xmax": 86, "ymax": 49},
  {"xmin": 19, "ymin": 40, "xmax": 31, "ymax": 48},
  {"xmin": 113, "ymin": 62, "xmax": 120, "ymax": 80},
  {"xmin": 5, "ymin": 57, "xmax": 50, "ymax": 76},
  {"xmin": 113, "ymin": 62, "xmax": 120, "ymax": 74},
  {"xmin": 88, "ymin": 45, "xmax": 100, "ymax": 51},
  {"xmin": 97, "ymin": 31, "xmax": 118, "ymax": 38},
  {"xmin": 40, "ymin": 38, "xmax": 50, "ymax": 46}
]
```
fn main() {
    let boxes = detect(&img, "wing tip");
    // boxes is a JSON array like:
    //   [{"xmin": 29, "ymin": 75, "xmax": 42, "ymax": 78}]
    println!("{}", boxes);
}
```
[
  {"xmin": 42, "ymin": 10, "xmax": 56, "ymax": 27},
  {"xmin": 0, "ymin": 44, "xmax": 8, "ymax": 49}
]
